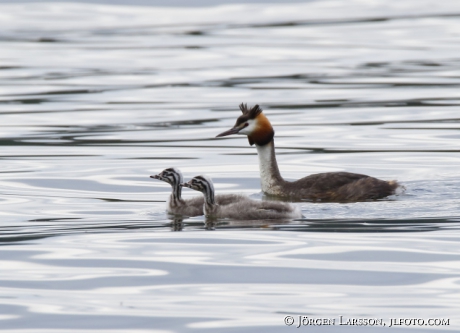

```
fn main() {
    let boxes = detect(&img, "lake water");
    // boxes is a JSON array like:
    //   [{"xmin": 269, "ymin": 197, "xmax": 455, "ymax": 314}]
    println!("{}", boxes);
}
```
[{"xmin": 1, "ymin": 0, "xmax": 460, "ymax": 331}]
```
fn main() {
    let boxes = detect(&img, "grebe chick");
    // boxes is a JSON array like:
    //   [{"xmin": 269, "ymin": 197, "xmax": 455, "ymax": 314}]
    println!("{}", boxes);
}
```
[
  {"xmin": 181, "ymin": 175, "xmax": 302, "ymax": 220},
  {"xmin": 216, "ymin": 103, "xmax": 401, "ymax": 202},
  {"xmin": 150, "ymin": 168, "xmax": 247, "ymax": 217}
]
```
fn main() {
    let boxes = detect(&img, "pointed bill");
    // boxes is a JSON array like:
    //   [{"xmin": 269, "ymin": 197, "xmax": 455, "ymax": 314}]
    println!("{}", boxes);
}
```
[{"xmin": 216, "ymin": 127, "xmax": 241, "ymax": 137}]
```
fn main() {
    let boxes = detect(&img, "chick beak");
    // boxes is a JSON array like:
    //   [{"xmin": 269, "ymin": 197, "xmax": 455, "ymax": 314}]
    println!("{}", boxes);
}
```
[
  {"xmin": 180, "ymin": 182, "xmax": 191, "ymax": 188},
  {"xmin": 216, "ymin": 126, "xmax": 242, "ymax": 137},
  {"xmin": 150, "ymin": 175, "xmax": 160, "ymax": 179}
]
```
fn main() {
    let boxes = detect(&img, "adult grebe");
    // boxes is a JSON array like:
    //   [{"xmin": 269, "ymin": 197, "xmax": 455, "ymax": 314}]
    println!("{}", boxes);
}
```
[
  {"xmin": 181, "ymin": 175, "xmax": 302, "ymax": 220},
  {"xmin": 151, "ymin": 168, "xmax": 248, "ymax": 216},
  {"xmin": 216, "ymin": 103, "xmax": 400, "ymax": 202}
]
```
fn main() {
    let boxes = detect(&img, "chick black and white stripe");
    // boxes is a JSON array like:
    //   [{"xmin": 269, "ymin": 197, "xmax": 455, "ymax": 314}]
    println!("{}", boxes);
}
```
[{"xmin": 150, "ymin": 168, "xmax": 246, "ymax": 217}]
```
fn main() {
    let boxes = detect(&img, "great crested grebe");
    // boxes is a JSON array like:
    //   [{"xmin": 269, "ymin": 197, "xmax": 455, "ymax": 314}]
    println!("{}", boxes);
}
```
[
  {"xmin": 150, "ymin": 168, "xmax": 248, "ymax": 217},
  {"xmin": 181, "ymin": 175, "xmax": 302, "ymax": 220},
  {"xmin": 216, "ymin": 103, "xmax": 400, "ymax": 202}
]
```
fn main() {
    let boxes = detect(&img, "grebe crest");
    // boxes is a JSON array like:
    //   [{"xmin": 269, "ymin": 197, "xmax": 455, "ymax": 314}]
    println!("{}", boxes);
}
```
[
  {"xmin": 216, "ymin": 103, "xmax": 402, "ymax": 202},
  {"xmin": 217, "ymin": 103, "xmax": 274, "ymax": 146}
]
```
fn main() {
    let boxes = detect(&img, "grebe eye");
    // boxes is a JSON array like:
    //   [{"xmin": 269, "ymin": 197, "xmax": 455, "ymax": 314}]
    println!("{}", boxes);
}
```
[{"xmin": 244, "ymin": 122, "xmax": 248, "ymax": 127}]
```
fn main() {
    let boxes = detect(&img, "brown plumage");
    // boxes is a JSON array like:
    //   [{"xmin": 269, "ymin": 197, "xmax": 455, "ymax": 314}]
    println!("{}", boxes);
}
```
[
  {"xmin": 279, "ymin": 172, "xmax": 399, "ymax": 202},
  {"xmin": 216, "ymin": 103, "xmax": 401, "ymax": 202}
]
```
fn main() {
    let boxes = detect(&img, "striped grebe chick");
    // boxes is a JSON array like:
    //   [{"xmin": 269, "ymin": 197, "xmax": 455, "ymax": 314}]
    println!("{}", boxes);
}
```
[
  {"xmin": 216, "ymin": 103, "xmax": 401, "ymax": 202},
  {"xmin": 181, "ymin": 175, "xmax": 302, "ymax": 220},
  {"xmin": 150, "ymin": 168, "xmax": 247, "ymax": 217}
]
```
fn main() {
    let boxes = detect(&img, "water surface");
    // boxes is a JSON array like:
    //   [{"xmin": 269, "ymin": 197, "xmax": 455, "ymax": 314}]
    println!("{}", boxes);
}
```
[{"xmin": 1, "ymin": 0, "xmax": 460, "ymax": 331}]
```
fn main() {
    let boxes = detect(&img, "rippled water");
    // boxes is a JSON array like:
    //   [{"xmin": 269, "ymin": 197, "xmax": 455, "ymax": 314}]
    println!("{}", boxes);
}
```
[{"xmin": 1, "ymin": 0, "xmax": 460, "ymax": 331}]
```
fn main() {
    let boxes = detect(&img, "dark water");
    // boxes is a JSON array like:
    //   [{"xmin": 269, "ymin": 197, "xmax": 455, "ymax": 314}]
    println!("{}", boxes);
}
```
[{"xmin": 1, "ymin": 0, "xmax": 460, "ymax": 331}]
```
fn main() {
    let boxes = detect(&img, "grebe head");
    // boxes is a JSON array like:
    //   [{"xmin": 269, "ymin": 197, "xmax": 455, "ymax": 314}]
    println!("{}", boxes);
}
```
[
  {"xmin": 216, "ymin": 103, "xmax": 274, "ymax": 146},
  {"xmin": 150, "ymin": 167, "xmax": 183, "ymax": 186},
  {"xmin": 180, "ymin": 175, "xmax": 214, "ymax": 194}
]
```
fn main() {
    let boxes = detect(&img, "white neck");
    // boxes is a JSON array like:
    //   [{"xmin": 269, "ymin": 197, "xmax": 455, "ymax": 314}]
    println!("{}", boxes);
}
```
[{"xmin": 255, "ymin": 140, "xmax": 284, "ymax": 193}]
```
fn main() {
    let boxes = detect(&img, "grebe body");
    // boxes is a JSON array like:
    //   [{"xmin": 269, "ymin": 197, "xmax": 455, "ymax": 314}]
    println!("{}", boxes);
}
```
[
  {"xmin": 150, "ymin": 168, "xmax": 203, "ymax": 216},
  {"xmin": 216, "ymin": 104, "xmax": 400, "ymax": 202},
  {"xmin": 150, "ymin": 168, "xmax": 247, "ymax": 217},
  {"xmin": 181, "ymin": 175, "xmax": 302, "ymax": 220}
]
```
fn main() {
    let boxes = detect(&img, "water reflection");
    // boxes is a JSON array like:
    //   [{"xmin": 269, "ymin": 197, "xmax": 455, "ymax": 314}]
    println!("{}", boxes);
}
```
[
  {"xmin": 1, "ymin": 0, "xmax": 460, "ymax": 329},
  {"xmin": 0, "ymin": 230, "xmax": 459, "ymax": 331}
]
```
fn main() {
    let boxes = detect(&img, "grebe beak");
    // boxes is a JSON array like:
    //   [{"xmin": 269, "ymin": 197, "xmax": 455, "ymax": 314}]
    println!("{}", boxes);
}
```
[
  {"xmin": 150, "ymin": 175, "xmax": 160, "ymax": 179},
  {"xmin": 216, "ymin": 126, "xmax": 242, "ymax": 137},
  {"xmin": 180, "ymin": 182, "xmax": 191, "ymax": 188}
]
